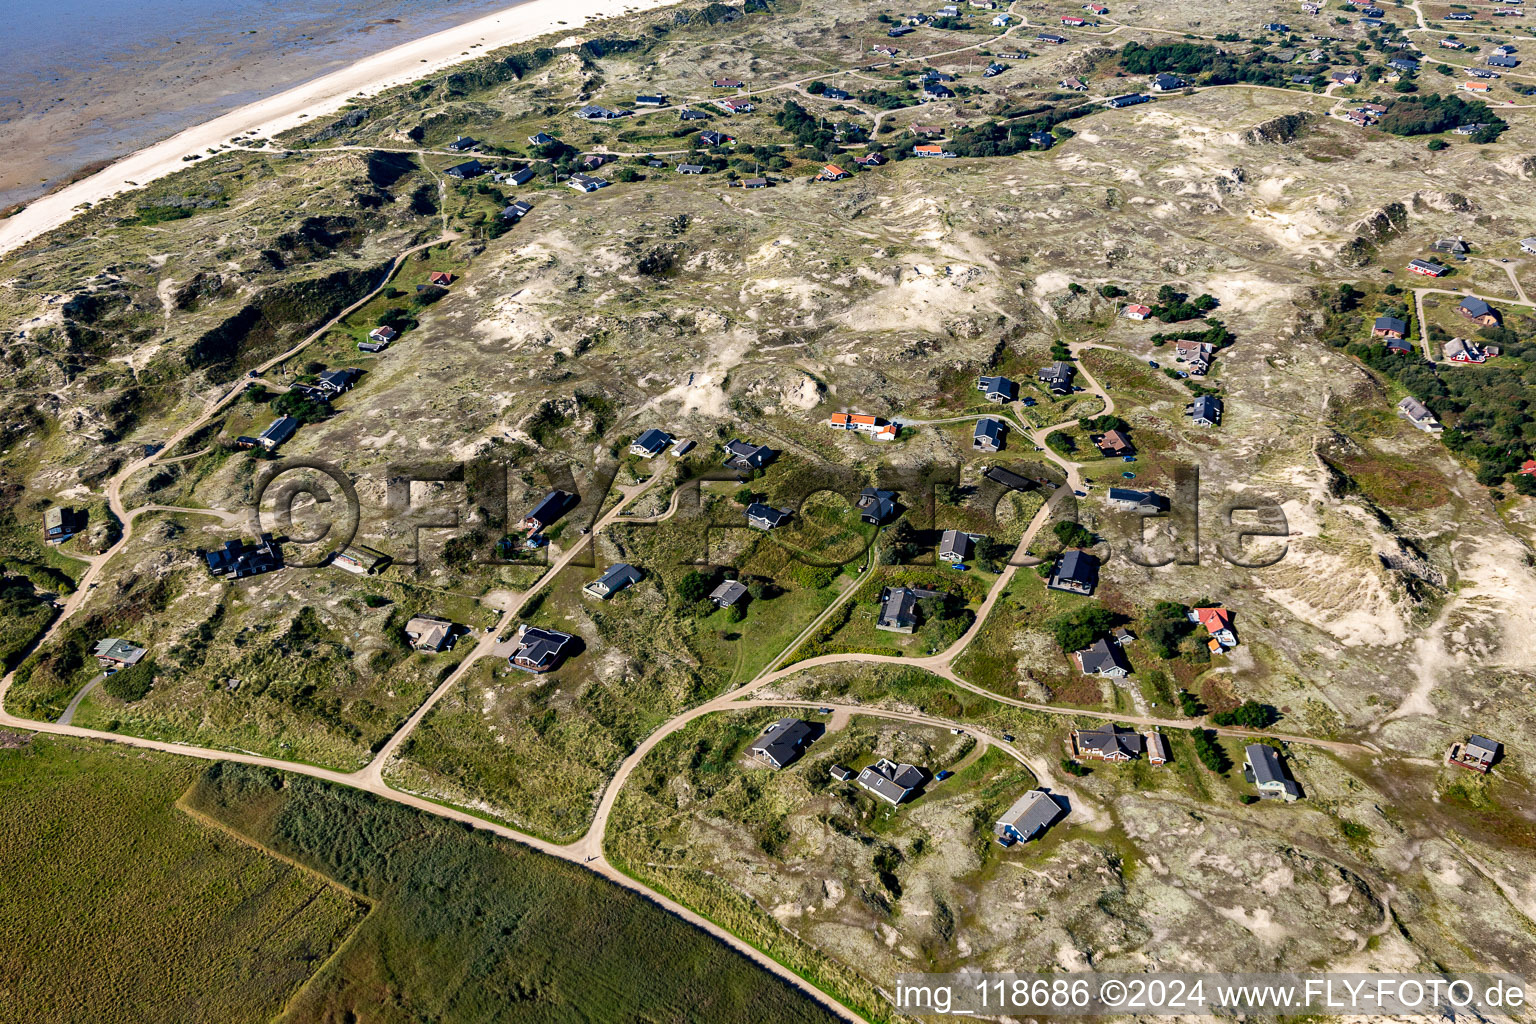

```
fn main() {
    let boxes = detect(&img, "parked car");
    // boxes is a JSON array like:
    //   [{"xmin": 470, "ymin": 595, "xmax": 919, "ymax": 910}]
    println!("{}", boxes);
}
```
[
  {"xmin": 1148, "ymin": 360, "xmax": 1159, "ymax": 368},
  {"xmin": 935, "ymin": 770, "xmax": 953, "ymax": 781}
]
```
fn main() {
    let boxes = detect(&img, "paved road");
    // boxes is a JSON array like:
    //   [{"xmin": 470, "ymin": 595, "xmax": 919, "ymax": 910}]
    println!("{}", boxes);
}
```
[{"xmin": 56, "ymin": 674, "xmax": 105, "ymax": 726}]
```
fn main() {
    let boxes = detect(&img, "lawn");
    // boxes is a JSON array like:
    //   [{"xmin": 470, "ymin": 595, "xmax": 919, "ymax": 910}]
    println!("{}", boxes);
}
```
[
  {"xmin": 789, "ymin": 565, "xmax": 987, "ymax": 662},
  {"xmin": 188, "ymin": 760, "xmax": 841, "ymax": 1024},
  {"xmin": 0, "ymin": 734, "xmax": 363, "ymax": 1024}
]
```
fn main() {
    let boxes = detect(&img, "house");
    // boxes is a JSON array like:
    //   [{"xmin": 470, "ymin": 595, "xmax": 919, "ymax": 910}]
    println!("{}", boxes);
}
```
[
  {"xmin": 1060, "ymin": 77, "xmax": 1089, "ymax": 90},
  {"xmin": 1110, "ymin": 627, "xmax": 1134, "ymax": 646},
  {"xmin": 1192, "ymin": 606, "xmax": 1237, "ymax": 648},
  {"xmin": 1106, "ymin": 93, "xmax": 1151, "ymax": 108},
  {"xmin": 1444, "ymin": 9, "xmax": 1473, "ymax": 17},
  {"xmin": 500, "ymin": 200, "xmax": 534, "ymax": 222},
  {"xmin": 1397, "ymin": 395, "xmax": 1441, "ymax": 432},
  {"xmin": 985, "ymin": 465, "xmax": 1035, "ymax": 491},
  {"xmin": 1087, "ymin": 2, "xmax": 1109, "ymax": 12},
  {"xmin": 1147, "ymin": 732, "xmax": 1171, "ymax": 765},
  {"xmin": 1049, "ymin": 549, "xmax": 1098, "ymax": 595},
  {"xmin": 358, "ymin": 339, "xmax": 389, "ymax": 353},
  {"xmin": 877, "ymin": 586, "xmax": 921, "ymax": 633},
  {"xmin": 405, "ymin": 616, "xmax": 455, "ymax": 652},
  {"xmin": 257, "ymin": 416, "xmax": 298, "ymax": 452},
  {"xmin": 713, "ymin": 78, "xmax": 744, "ymax": 88},
  {"xmin": 1292, "ymin": 74, "xmax": 1316, "ymax": 85},
  {"xmin": 331, "ymin": 545, "xmax": 385, "ymax": 575},
  {"xmin": 1385, "ymin": 335, "xmax": 1413, "ymax": 355},
  {"xmin": 428, "ymin": 271, "xmax": 454, "ymax": 287},
  {"xmin": 1462, "ymin": 81, "xmax": 1493, "ymax": 93},
  {"xmin": 939, "ymin": 529, "xmax": 975, "ymax": 563},
  {"xmin": 854, "ymin": 153, "xmax": 886, "ymax": 167},
  {"xmin": 1388, "ymin": 57, "xmax": 1419, "ymax": 73},
  {"xmin": 630, "ymin": 428, "xmax": 673, "ymax": 458},
  {"xmin": 829, "ymin": 764, "xmax": 856, "ymax": 782},
  {"xmin": 93, "ymin": 638, "xmax": 148, "ymax": 671},
  {"xmin": 507, "ymin": 624, "xmax": 575, "ymax": 673},
  {"xmin": 995, "ymin": 789, "xmax": 1064, "ymax": 844},
  {"xmin": 1450, "ymin": 734, "xmax": 1500, "ymax": 773},
  {"xmin": 910, "ymin": 124, "xmax": 944, "ymax": 137},
  {"xmin": 1122, "ymin": 303, "xmax": 1152, "ymax": 320},
  {"xmin": 1487, "ymin": 55, "xmax": 1519, "ymax": 68},
  {"xmin": 1456, "ymin": 295, "xmax": 1500, "ymax": 326},
  {"xmin": 1073, "ymin": 723, "xmax": 1142, "ymax": 758},
  {"xmin": 444, "ymin": 160, "xmax": 485, "ymax": 180},
  {"xmin": 824, "ymin": 86, "xmax": 852, "ymax": 100},
  {"xmin": 446, "ymin": 135, "xmax": 479, "ymax": 152},
  {"xmin": 1075, "ymin": 638, "xmax": 1131, "ymax": 678},
  {"xmin": 976, "ymin": 374, "xmax": 1018, "ymax": 403},
  {"xmin": 857, "ymin": 487, "xmax": 898, "ymax": 525},
  {"xmin": 751, "ymin": 718, "xmax": 814, "ymax": 769},
  {"xmin": 1150, "ymin": 73, "xmax": 1187, "ymax": 91},
  {"xmin": 1189, "ymin": 394, "xmax": 1223, "ymax": 427},
  {"xmin": 857, "ymin": 758, "xmax": 926, "ymax": 804},
  {"xmin": 828, "ymin": 413, "xmax": 896, "ymax": 440},
  {"xmin": 1408, "ymin": 258, "xmax": 1448, "ymax": 277},
  {"xmin": 1096, "ymin": 429, "xmax": 1134, "ymax": 457},
  {"xmin": 1264, "ymin": 21, "xmax": 1290, "ymax": 31},
  {"xmin": 583, "ymin": 563, "xmax": 643, "ymax": 601},
  {"xmin": 816, "ymin": 164, "xmax": 850, "ymax": 181},
  {"xmin": 1331, "ymin": 69, "xmax": 1362, "ymax": 84},
  {"xmin": 1106, "ymin": 487, "xmax": 1166, "ymax": 513},
  {"xmin": 698, "ymin": 130, "xmax": 734, "ymax": 147},
  {"xmin": 913, "ymin": 143, "xmax": 949, "ymax": 157},
  {"xmin": 204, "ymin": 535, "xmax": 282, "ymax": 579},
  {"xmin": 746, "ymin": 503, "xmax": 792, "ymax": 530},
  {"xmin": 367, "ymin": 325, "xmax": 399, "ymax": 348},
  {"xmin": 1174, "ymin": 339, "xmax": 1213, "ymax": 373},
  {"xmin": 577, "ymin": 105, "xmax": 623, "ymax": 120},
  {"xmin": 742, "ymin": 176, "xmax": 771, "ymax": 189},
  {"xmin": 872, "ymin": 44, "xmax": 899, "ymax": 56},
  {"xmin": 1062, "ymin": 15, "xmax": 1086, "ymax": 26},
  {"xmin": 636, "ymin": 94, "xmax": 668, "ymax": 107},
  {"xmin": 43, "ymin": 507, "xmax": 79, "ymax": 542},
  {"xmin": 722, "ymin": 438, "xmax": 776, "ymax": 471},
  {"xmin": 992, "ymin": 13, "xmax": 1012, "ymax": 26},
  {"xmin": 528, "ymin": 131, "xmax": 556, "ymax": 146},
  {"xmin": 1245, "ymin": 743, "xmax": 1300, "ymax": 801},
  {"xmin": 677, "ymin": 163, "xmax": 706, "ymax": 175},
  {"xmin": 715, "ymin": 97, "xmax": 755, "ymax": 114},
  {"xmin": 973, "ymin": 417, "xmax": 1006, "ymax": 452},
  {"xmin": 1036, "ymin": 32, "xmax": 1068, "ymax": 44},
  {"xmin": 1029, "ymin": 131, "xmax": 1055, "ymax": 148},
  {"xmin": 1038, "ymin": 361, "xmax": 1075, "ymax": 394},
  {"xmin": 579, "ymin": 153, "xmax": 612, "ymax": 172},
  {"xmin": 1440, "ymin": 38, "xmax": 1465, "ymax": 49},
  {"xmin": 521, "ymin": 490, "xmax": 574, "ymax": 533},
  {"xmin": 567, "ymin": 173, "xmax": 610, "ymax": 193},
  {"xmin": 1522, "ymin": 238, "xmax": 1536, "ymax": 255},
  {"xmin": 1443, "ymin": 337, "xmax": 1486, "ymax": 363},
  {"xmin": 1372, "ymin": 315, "xmax": 1407, "ymax": 339},
  {"xmin": 709, "ymin": 580, "xmax": 749, "ymax": 608}
]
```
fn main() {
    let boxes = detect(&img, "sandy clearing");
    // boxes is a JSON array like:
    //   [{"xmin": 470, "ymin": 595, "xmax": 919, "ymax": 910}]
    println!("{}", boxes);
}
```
[{"xmin": 0, "ymin": 0, "xmax": 683, "ymax": 259}]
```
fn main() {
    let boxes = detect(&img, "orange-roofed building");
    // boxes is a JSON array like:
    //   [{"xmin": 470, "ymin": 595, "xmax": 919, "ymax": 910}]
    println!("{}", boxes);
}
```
[
  {"xmin": 1192, "ymin": 607, "xmax": 1237, "ymax": 649},
  {"xmin": 818, "ymin": 164, "xmax": 849, "ymax": 181},
  {"xmin": 829, "ymin": 412, "xmax": 898, "ymax": 440}
]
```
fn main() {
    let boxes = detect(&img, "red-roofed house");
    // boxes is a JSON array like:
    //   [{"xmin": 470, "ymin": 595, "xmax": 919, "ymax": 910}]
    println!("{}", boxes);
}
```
[
  {"xmin": 914, "ymin": 143, "xmax": 946, "ymax": 157},
  {"xmin": 1520, "ymin": 460, "xmax": 1536, "ymax": 477},
  {"xmin": 1122, "ymin": 303, "xmax": 1152, "ymax": 320},
  {"xmin": 1192, "ymin": 607, "xmax": 1237, "ymax": 649},
  {"xmin": 829, "ymin": 413, "xmax": 898, "ymax": 440},
  {"xmin": 817, "ymin": 164, "xmax": 849, "ymax": 181},
  {"xmin": 1062, "ymin": 15, "xmax": 1086, "ymax": 25}
]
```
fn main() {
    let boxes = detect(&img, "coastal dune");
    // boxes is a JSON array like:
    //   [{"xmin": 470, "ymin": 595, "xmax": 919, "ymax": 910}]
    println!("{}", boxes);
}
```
[{"xmin": 0, "ymin": 0, "xmax": 679, "ymax": 258}]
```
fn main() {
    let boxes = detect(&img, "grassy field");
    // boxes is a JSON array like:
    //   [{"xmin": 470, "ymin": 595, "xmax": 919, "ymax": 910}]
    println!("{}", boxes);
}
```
[
  {"xmin": 187, "ymin": 760, "xmax": 842, "ymax": 1024},
  {"xmin": 0, "ymin": 734, "xmax": 363, "ymax": 1024}
]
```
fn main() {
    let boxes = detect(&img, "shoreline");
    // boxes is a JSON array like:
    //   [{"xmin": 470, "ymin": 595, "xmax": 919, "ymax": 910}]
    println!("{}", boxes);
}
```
[{"xmin": 0, "ymin": 0, "xmax": 679, "ymax": 259}]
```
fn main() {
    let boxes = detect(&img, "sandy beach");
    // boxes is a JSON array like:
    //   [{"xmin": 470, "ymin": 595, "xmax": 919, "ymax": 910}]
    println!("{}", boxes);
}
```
[{"xmin": 0, "ymin": 0, "xmax": 679, "ymax": 259}]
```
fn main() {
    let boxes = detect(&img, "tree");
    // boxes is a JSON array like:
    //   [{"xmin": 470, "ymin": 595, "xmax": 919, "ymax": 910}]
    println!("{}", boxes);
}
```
[
  {"xmin": 1189, "ymin": 727, "xmax": 1230, "ymax": 772},
  {"xmin": 1143, "ymin": 600, "xmax": 1194, "ymax": 658},
  {"xmin": 1053, "ymin": 520, "xmax": 1094, "ymax": 549},
  {"xmin": 676, "ymin": 570, "xmax": 713, "ymax": 603},
  {"xmin": 1177, "ymin": 689, "xmax": 1205, "ymax": 717},
  {"xmin": 1099, "ymin": 284, "xmax": 1125, "ymax": 299},
  {"xmin": 1051, "ymin": 605, "xmax": 1117, "ymax": 653},
  {"xmin": 1211, "ymin": 700, "xmax": 1276, "ymax": 729}
]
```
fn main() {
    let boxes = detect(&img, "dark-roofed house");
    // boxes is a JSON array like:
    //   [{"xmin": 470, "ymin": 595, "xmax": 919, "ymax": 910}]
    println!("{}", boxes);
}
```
[
  {"xmin": 1372, "ymin": 316, "xmax": 1407, "ymax": 339},
  {"xmin": 1150, "ymin": 72, "xmax": 1187, "ymax": 91},
  {"xmin": 1398, "ymin": 395, "xmax": 1441, "ymax": 432},
  {"xmin": 446, "ymin": 135, "xmax": 479, "ymax": 152},
  {"xmin": 747, "ymin": 503, "xmax": 792, "ymax": 530},
  {"xmin": 1038, "ymin": 362, "xmax": 1075, "ymax": 394},
  {"xmin": 857, "ymin": 758, "xmax": 926, "ymax": 804},
  {"xmin": 316, "ymin": 367, "xmax": 361, "ymax": 395},
  {"xmin": 1096, "ymin": 429, "xmax": 1134, "ymax": 457},
  {"xmin": 583, "ymin": 562, "xmax": 643, "ymax": 600},
  {"xmin": 709, "ymin": 579, "xmax": 749, "ymax": 608},
  {"xmin": 528, "ymin": 131, "xmax": 556, "ymax": 146},
  {"xmin": 750, "ymin": 718, "xmax": 813, "ymax": 769},
  {"xmin": 1073, "ymin": 723, "xmax": 1143, "ymax": 759},
  {"xmin": 1452, "ymin": 734, "xmax": 1500, "ymax": 773},
  {"xmin": 677, "ymin": 163, "xmax": 707, "ymax": 174},
  {"xmin": 501, "ymin": 200, "xmax": 534, "ymax": 221},
  {"xmin": 984, "ymin": 465, "xmax": 1035, "ymax": 491},
  {"xmin": 204, "ymin": 535, "xmax": 282, "ymax": 579},
  {"xmin": 1074, "ymin": 638, "xmax": 1131, "ymax": 678},
  {"xmin": 722, "ymin": 438, "xmax": 776, "ymax": 471},
  {"xmin": 1189, "ymin": 394, "xmax": 1223, "ymax": 427},
  {"xmin": 1457, "ymin": 295, "xmax": 1500, "ymax": 326},
  {"xmin": 636, "ymin": 94, "xmax": 668, "ymax": 107},
  {"xmin": 1408, "ymin": 258, "xmax": 1449, "ymax": 277},
  {"xmin": 977, "ymin": 374, "xmax": 1018, "ymax": 402},
  {"xmin": 939, "ymin": 529, "xmax": 975, "ymax": 563},
  {"xmin": 630, "ymin": 428, "xmax": 673, "ymax": 458},
  {"xmin": 567, "ymin": 173, "xmax": 610, "ymax": 193},
  {"xmin": 94, "ymin": 638, "xmax": 148, "ymax": 671},
  {"xmin": 996, "ymin": 789, "xmax": 1064, "ymax": 844},
  {"xmin": 699, "ymin": 130, "xmax": 733, "ymax": 147},
  {"xmin": 877, "ymin": 586, "xmax": 921, "ymax": 633},
  {"xmin": 1106, "ymin": 93, "xmax": 1151, "ymax": 108},
  {"xmin": 507, "ymin": 625, "xmax": 575, "ymax": 673},
  {"xmin": 405, "ymin": 616, "xmax": 455, "ymax": 652},
  {"xmin": 974, "ymin": 417, "xmax": 1006, "ymax": 453},
  {"xmin": 829, "ymin": 764, "xmax": 855, "ymax": 782},
  {"xmin": 521, "ymin": 490, "xmax": 574, "ymax": 533},
  {"xmin": 257, "ymin": 415, "xmax": 298, "ymax": 452},
  {"xmin": 857, "ymin": 487, "xmax": 897, "ymax": 524},
  {"xmin": 445, "ymin": 160, "xmax": 486, "ymax": 179},
  {"xmin": 1106, "ymin": 487, "xmax": 1167, "ymax": 513},
  {"xmin": 1049, "ymin": 549, "xmax": 1097, "ymax": 595},
  {"xmin": 1245, "ymin": 743, "xmax": 1300, "ymax": 801}
]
